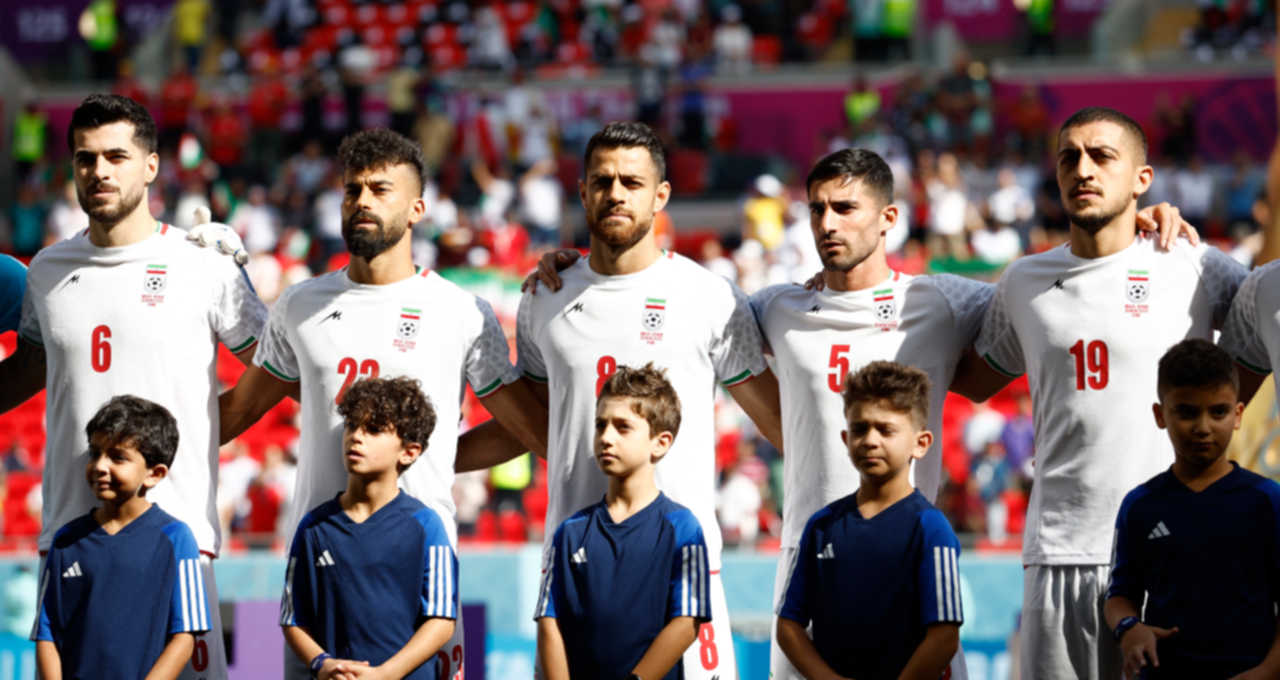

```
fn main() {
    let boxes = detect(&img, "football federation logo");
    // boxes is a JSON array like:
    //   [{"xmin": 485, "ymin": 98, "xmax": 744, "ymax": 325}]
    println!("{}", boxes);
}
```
[
  {"xmin": 393, "ymin": 306, "xmax": 421, "ymax": 352},
  {"xmin": 873, "ymin": 288, "xmax": 898, "ymax": 331},
  {"xmin": 641, "ymin": 297, "xmax": 666, "ymax": 344},
  {"xmin": 141, "ymin": 263, "xmax": 167, "ymax": 306},
  {"xmin": 1124, "ymin": 269, "xmax": 1150, "ymax": 318}
]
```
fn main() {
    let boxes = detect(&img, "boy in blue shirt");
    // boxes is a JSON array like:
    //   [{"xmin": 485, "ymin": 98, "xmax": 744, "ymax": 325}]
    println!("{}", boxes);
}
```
[
  {"xmin": 33, "ymin": 395, "xmax": 208, "ymax": 680},
  {"xmin": 777, "ymin": 360, "xmax": 963, "ymax": 680},
  {"xmin": 1106, "ymin": 339, "xmax": 1280, "ymax": 679},
  {"xmin": 280, "ymin": 377, "xmax": 457, "ymax": 680},
  {"xmin": 536, "ymin": 363, "xmax": 710, "ymax": 680}
]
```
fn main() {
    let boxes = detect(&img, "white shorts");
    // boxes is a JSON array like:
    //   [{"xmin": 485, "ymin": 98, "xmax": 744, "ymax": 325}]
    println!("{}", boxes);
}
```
[
  {"xmin": 682, "ymin": 570, "xmax": 737, "ymax": 680},
  {"xmin": 1020, "ymin": 564, "xmax": 1122, "ymax": 680},
  {"xmin": 178, "ymin": 555, "xmax": 227, "ymax": 680},
  {"xmin": 284, "ymin": 605, "xmax": 466, "ymax": 679},
  {"xmin": 768, "ymin": 546, "xmax": 969, "ymax": 680}
]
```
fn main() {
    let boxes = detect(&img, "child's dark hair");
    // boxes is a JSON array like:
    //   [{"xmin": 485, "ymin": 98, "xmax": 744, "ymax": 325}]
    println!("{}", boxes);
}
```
[
  {"xmin": 68, "ymin": 94, "xmax": 158, "ymax": 153},
  {"xmin": 598, "ymin": 362, "xmax": 682, "ymax": 438},
  {"xmin": 1157, "ymin": 338, "xmax": 1239, "ymax": 399},
  {"xmin": 841, "ymin": 361, "xmax": 931, "ymax": 429},
  {"xmin": 337, "ymin": 377, "xmax": 437, "ymax": 449},
  {"xmin": 85, "ymin": 395, "xmax": 179, "ymax": 469}
]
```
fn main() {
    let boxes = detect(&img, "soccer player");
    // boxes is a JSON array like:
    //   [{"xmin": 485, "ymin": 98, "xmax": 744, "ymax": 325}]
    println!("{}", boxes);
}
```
[
  {"xmin": 281, "ymin": 377, "xmax": 457, "ymax": 680},
  {"xmin": 218, "ymin": 128, "xmax": 546, "ymax": 679},
  {"xmin": 777, "ymin": 361, "xmax": 962, "ymax": 680},
  {"xmin": 34, "ymin": 395, "xmax": 208, "ymax": 680},
  {"xmin": 536, "ymin": 363, "xmax": 710, "ymax": 680},
  {"xmin": 1106, "ymin": 339, "xmax": 1280, "ymax": 679},
  {"xmin": 1, "ymin": 254, "xmax": 25, "ymax": 333},
  {"xmin": 954, "ymin": 106, "xmax": 1247, "ymax": 680},
  {"xmin": 0, "ymin": 94, "xmax": 265, "ymax": 679},
  {"xmin": 515, "ymin": 121, "xmax": 782, "ymax": 678}
]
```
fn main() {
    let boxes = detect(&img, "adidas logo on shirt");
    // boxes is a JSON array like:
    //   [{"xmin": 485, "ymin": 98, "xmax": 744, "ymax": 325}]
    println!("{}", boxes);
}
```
[
  {"xmin": 571, "ymin": 547, "xmax": 587, "ymax": 564},
  {"xmin": 1147, "ymin": 521, "xmax": 1172, "ymax": 540},
  {"xmin": 61, "ymin": 562, "xmax": 83, "ymax": 578},
  {"xmin": 316, "ymin": 550, "xmax": 336, "ymax": 567},
  {"xmin": 817, "ymin": 543, "xmax": 835, "ymax": 560}
]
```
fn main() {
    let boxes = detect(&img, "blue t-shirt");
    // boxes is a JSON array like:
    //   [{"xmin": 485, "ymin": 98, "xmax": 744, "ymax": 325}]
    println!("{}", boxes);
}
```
[
  {"xmin": 779, "ymin": 489, "xmax": 964, "ymax": 680},
  {"xmin": 32, "ymin": 504, "xmax": 209, "ymax": 680},
  {"xmin": 0, "ymin": 254, "xmax": 26, "ymax": 334},
  {"xmin": 535, "ymin": 492, "xmax": 711, "ymax": 680},
  {"xmin": 280, "ymin": 492, "xmax": 457, "ymax": 679},
  {"xmin": 1108, "ymin": 464, "xmax": 1280, "ymax": 679}
]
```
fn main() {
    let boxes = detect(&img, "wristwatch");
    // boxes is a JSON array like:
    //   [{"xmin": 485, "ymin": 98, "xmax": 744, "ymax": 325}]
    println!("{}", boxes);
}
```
[
  {"xmin": 309, "ymin": 652, "xmax": 333, "ymax": 677},
  {"xmin": 1113, "ymin": 615, "xmax": 1140, "ymax": 641}
]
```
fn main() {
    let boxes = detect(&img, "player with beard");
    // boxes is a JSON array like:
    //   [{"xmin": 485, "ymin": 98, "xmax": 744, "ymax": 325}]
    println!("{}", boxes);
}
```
[
  {"xmin": 217, "ymin": 128, "xmax": 549, "ymax": 680},
  {"xmin": 514, "ymin": 121, "xmax": 783, "ymax": 679},
  {"xmin": 950, "ymin": 107, "xmax": 1247, "ymax": 680},
  {"xmin": 0, "ymin": 94, "xmax": 266, "ymax": 680}
]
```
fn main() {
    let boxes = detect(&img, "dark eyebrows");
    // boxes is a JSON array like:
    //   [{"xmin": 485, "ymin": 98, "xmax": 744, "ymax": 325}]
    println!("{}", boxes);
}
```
[{"xmin": 74, "ymin": 147, "xmax": 131, "ymax": 160}]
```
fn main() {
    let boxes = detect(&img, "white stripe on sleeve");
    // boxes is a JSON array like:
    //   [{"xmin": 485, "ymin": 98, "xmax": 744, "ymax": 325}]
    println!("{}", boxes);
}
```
[
  {"xmin": 280, "ymin": 557, "xmax": 296, "ymax": 625},
  {"xmin": 952, "ymin": 548, "xmax": 963, "ymax": 621},
  {"xmin": 933, "ymin": 546, "xmax": 944, "ymax": 621},
  {"xmin": 535, "ymin": 547, "xmax": 555, "ymax": 617},
  {"xmin": 195, "ymin": 560, "xmax": 209, "ymax": 630}
]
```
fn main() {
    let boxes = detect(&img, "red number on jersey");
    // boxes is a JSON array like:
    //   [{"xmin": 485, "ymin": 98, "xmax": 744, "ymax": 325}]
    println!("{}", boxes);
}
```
[
  {"xmin": 335, "ymin": 357, "xmax": 382, "ymax": 404},
  {"xmin": 827, "ymin": 344, "xmax": 851, "ymax": 393},
  {"xmin": 90, "ymin": 325, "xmax": 112, "ymax": 373},
  {"xmin": 1069, "ymin": 339, "xmax": 1109, "ymax": 391},
  {"xmin": 697, "ymin": 622, "xmax": 719, "ymax": 670},
  {"xmin": 191, "ymin": 637, "xmax": 209, "ymax": 671},
  {"xmin": 595, "ymin": 355, "xmax": 617, "ymax": 395}
]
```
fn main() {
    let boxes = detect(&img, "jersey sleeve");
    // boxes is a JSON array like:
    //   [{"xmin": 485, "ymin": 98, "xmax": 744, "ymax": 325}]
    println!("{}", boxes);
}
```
[
  {"xmin": 30, "ymin": 548, "xmax": 56, "ymax": 641},
  {"xmin": 711, "ymin": 283, "xmax": 768, "ymax": 387},
  {"xmin": 917, "ymin": 509, "xmax": 963, "ymax": 626},
  {"xmin": 933, "ymin": 274, "xmax": 996, "ymax": 348},
  {"xmin": 748, "ymin": 285, "xmax": 789, "ymax": 355},
  {"xmin": 1198, "ymin": 245, "xmax": 1248, "ymax": 329},
  {"xmin": 974, "ymin": 269, "xmax": 1026, "ymax": 378},
  {"xmin": 534, "ymin": 525, "xmax": 566, "ymax": 619},
  {"xmin": 776, "ymin": 513, "xmax": 819, "ymax": 625},
  {"xmin": 666, "ymin": 510, "xmax": 711, "ymax": 621},
  {"xmin": 466, "ymin": 297, "xmax": 518, "ymax": 398},
  {"xmin": 17, "ymin": 267, "xmax": 42, "ymax": 347},
  {"xmin": 1218, "ymin": 265, "xmax": 1272, "ymax": 375},
  {"xmin": 515, "ymin": 291, "xmax": 548, "ymax": 384},
  {"xmin": 208, "ymin": 257, "xmax": 267, "ymax": 354},
  {"xmin": 279, "ymin": 514, "xmax": 316, "ymax": 627},
  {"xmin": 416, "ymin": 509, "xmax": 459, "ymax": 619},
  {"xmin": 1106, "ymin": 490, "xmax": 1143, "ymax": 604},
  {"xmin": 163, "ymin": 522, "xmax": 211, "ymax": 634},
  {"xmin": 254, "ymin": 287, "xmax": 300, "ymax": 382}
]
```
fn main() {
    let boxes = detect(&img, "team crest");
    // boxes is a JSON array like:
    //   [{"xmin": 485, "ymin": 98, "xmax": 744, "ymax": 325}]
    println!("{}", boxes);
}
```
[
  {"xmin": 1124, "ymin": 269, "xmax": 1150, "ymax": 317},
  {"xmin": 141, "ymin": 263, "xmax": 167, "ymax": 306},
  {"xmin": 872, "ymin": 288, "xmax": 898, "ymax": 331},
  {"xmin": 640, "ymin": 297, "xmax": 666, "ymax": 345},
  {"xmin": 393, "ymin": 306, "xmax": 420, "ymax": 351}
]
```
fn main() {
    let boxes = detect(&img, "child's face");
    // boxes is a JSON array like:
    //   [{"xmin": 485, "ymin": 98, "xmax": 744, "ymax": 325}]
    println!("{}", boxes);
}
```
[
  {"xmin": 842, "ymin": 400, "xmax": 931, "ymax": 483},
  {"xmin": 593, "ymin": 397, "xmax": 672, "ymax": 477},
  {"xmin": 1153, "ymin": 383, "xmax": 1242, "ymax": 469},
  {"xmin": 84, "ymin": 433, "xmax": 164, "ymax": 502},
  {"xmin": 342, "ymin": 424, "xmax": 419, "ymax": 475}
]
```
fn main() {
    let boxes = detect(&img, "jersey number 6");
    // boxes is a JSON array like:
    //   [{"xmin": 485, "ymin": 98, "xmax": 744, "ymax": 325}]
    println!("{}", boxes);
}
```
[{"xmin": 90, "ymin": 325, "xmax": 112, "ymax": 373}]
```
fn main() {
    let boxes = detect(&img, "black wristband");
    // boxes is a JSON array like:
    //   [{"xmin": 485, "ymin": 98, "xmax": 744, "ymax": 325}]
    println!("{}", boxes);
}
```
[{"xmin": 1113, "ymin": 615, "xmax": 1140, "ymax": 641}]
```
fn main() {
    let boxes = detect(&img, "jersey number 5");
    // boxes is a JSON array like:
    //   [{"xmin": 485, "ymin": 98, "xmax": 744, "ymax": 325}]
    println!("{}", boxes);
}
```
[
  {"xmin": 1069, "ymin": 339, "xmax": 1109, "ymax": 390},
  {"xmin": 336, "ymin": 357, "xmax": 381, "ymax": 403},
  {"xmin": 827, "ymin": 344, "xmax": 851, "ymax": 393}
]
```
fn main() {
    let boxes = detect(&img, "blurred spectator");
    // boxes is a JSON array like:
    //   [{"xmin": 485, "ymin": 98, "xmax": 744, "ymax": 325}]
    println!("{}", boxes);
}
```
[
  {"xmin": 713, "ymin": 5, "xmax": 753, "ymax": 75},
  {"xmin": 700, "ymin": 237, "xmax": 738, "ymax": 282},
  {"xmin": 230, "ymin": 184, "xmax": 281, "ymax": 255},
  {"xmin": 81, "ymin": 0, "xmax": 121, "ymax": 81},
  {"xmin": 12, "ymin": 101, "xmax": 49, "ymax": 185},
  {"xmin": 113, "ymin": 60, "xmax": 151, "ymax": 109},
  {"xmin": 1225, "ymin": 152, "xmax": 1264, "ymax": 230},
  {"xmin": 10, "ymin": 185, "xmax": 47, "ymax": 257},
  {"xmin": 217, "ymin": 442, "xmax": 260, "ymax": 540},
  {"xmin": 45, "ymin": 181, "xmax": 88, "ymax": 246},
  {"xmin": 516, "ymin": 101, "xmax": 558, "ymax": 169},
  {"xmin": 717, "ymin": 449, "xmax": 765, "ymax": 547},
  {"xmin": 982, "ymin": 167, "xmax": 1032, "ymax": 262},
  {"xmin": 1000, "ymin": 391, "xmax": 1035, "ymax": 480},
  {"xmin": 298, "ymin": 66, "xmax": 330, "ymax": 146},
  {"xmin": 971, "ymin": 440, "xmax": 1012, "ymax": 542},
  {"xmin": 926, "ymin": 152, "xmax": 971, "ymax": 259},
  {"xmin": 387, "ymin": 50, "xmax": 422, "ymax": 139},
  {"xmin": 173, "ymin": 0, "xmax": 211, "ymax": 72},
  {"xmin": 338, "ymin": 33, "xmax": 376, "ymax": 135},
  {"xmin": 262, "ymin": 0, "xmax": 312, "ymax": 50},
  {"xmin": 1172, "ymin": 155, "xmax": 1215, "ymax": 231},
  {"xmin": 676, "ymin": 61, "xmax": 712, "ymax": 150},
  {"xmin": 1023, "ymin": 0, "xmax": 1055, "ymax": 56},
  {"xmin": 881, "ymin": 0, "xmax": 916, "ymax": 61},
  {"xmin": 311, "ymin": 171, "xmax": 345, "ymax": 265},
  {"xmin": 288, "ymin": 140, "xmax": 332, "ymax": 197},
  {"xmin": 1006, "ymin": 86, "xmax": 1050, "ymax": 157},
  {"xmin": 245, "ymin": 445, "xmax": 295, "ymax": 549},
  {"xmin": 158, "ymin": 65, "xmax": 198, "ymax": 151},
  {"xmin": 246, "ymin": 63, "xmax": 291, "ymax": 181},
  {"xmin": 844, "ymin": 74, "xmax": 882, "ymax": 139},
  {"xmin": 743, "ymin": 174, "xmax": 786, "ymax": 252},
  {"xmin": 454, "ymin": 470, "xmax": 488, "ymax": 536},
  {"xmin": 174, "ymin": 176, "xmax": 212, "ymax": 230},
  {"xmin": 205, "ymin": 99, "xmax": 248, "ymax": 174},
  {"xmin": 518, "ymin": 159, "xmax": 564, "ymax": 247},
  {"xmin": 471, "ymin": 5, "xmax": 513, "ymax": 71},
  {"xmin": 471, "ymin": 160, "xmax": 516, "ymax": 228},
  {"xmin": 414, "ymin": 97, "xmax": 457, "ymax": 175},
  {"xmin": 488, "ymin": 453, "xmax": 532, "ymax": 515}
]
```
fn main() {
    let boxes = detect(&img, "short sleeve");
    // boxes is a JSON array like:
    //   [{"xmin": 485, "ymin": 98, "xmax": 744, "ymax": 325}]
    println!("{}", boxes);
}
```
[
  {"xmin": 254, "ymin": 287, "xmax": 300, "ymax": 382},
  {"xmin": 209, "ymin": 258, "xmax": 267, "ymax": 354},
  {"xmin": 534, "ymin": 527, "xmax": 565, "ymax": 619},
  {"xmin": 163, "ymin": 523, "xmax": 211, "ymax": 634},
  {"xmin": 516, "ymin": 292, "xmax": 547, "ymax": 383},
  {"xmin": 1199, "ymin": 245, "xmax": 1248, "ymax": 329},
  {"xmin": 279, "ymin": 515, "xmax": 315, "ymax": 627},
  {"xmin": 31, "ymin": 550, "xmax": 55, "ymax": 641},
  {"xmin": 466, "ymin": 297, "xmax": 518, "ymax": 398},
  {"xmin": 933, "ymin": 275, "xmax": 995, "ymax": 348},
  {"xmin": 1106, "ymin": 491, "xmax": 1143, "ymax": 603},
  {"xmin": 17, "ymin": 268, "xmax": 42, "ymax": 347},
  {"xmin": 712, "ymin": 283, "xmax": 767, "ymax": 387},
  {"xmin": 1219, "ymin": 264, "xmax": 1273, "ymax": 375},
  {"xmin": 749, "ymin": 285, "xmax": 790, "ymax": 355},
  {"xmin": 974, "ymin": 271, "xmax": 1026, "ymax": 378},
  {"xmin": 417, "ymin": 509, "xmax": 459, "ymax": 619},
  {"xmin": 667, "ymin": 511, "xmax": 711, "ymax": 621},
  {"xmin": 776, "ymin": 515, "xmax": 818, "ymax": 624},
  {"xmin": 917, "ymin": 510, "xmax": 963, "ymax": 626},
  {"xmin": 0, "ymin": 255, "xmax": 26, "ymax": 334}
]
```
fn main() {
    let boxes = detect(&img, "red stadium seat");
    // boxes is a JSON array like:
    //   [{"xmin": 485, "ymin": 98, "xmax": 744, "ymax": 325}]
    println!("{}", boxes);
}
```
[
  {"xmin": 475, "ymin": 510, "xmax": 498, "ymax": 542},
  {"xmin": 668, "ymin": 149, "xmax": 709, "ymax": 195},
  {"xmin": 751, "ymin": 35, "xmax": 782, "ymax": 66},
  {"xmin": 498, "ymin": 509, "xmax": 527, "ymax": 542}
]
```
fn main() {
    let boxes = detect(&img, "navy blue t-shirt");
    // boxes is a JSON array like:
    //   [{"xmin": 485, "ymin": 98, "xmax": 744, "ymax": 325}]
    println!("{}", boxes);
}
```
[
  {"xmin": 33, "ymin": 505, "xmax": 209, "ymax": 680},
  {"xmin": 280, "ymin": 492, "xmax": 458, "ymax": 679},
  {"xmin": 1108, "ymin": 464, "xmax": 1280, "ymax": 679},
  {"xmin": 0, "ymin": 254, "xmax": 26, "ymax": 333},
  {"xmin": 535, "ymin": 493, "xmax": 711, "ymax": 680},
  {"xmin": 779, "ymin": 489, "xmax": 964, "ymax": 680}
]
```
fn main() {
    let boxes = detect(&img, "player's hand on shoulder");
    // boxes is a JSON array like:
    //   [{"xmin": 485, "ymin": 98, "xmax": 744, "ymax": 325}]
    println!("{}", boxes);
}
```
[
  {"xmin": 186, "ymin": 206, "xmax": 249, "ymax": 266},
  {"xmin": 1119, "ymin": 622, "xmax": 1178, "ymax": 679},
  {"xmin": 801, "ymin": 270, "xmax": 825, "ymax": 291},
  {"xmin": 522, "ymin": 249, "xmax": 581, "ymax": 294},
  {"xmin": 1136, "ymin": 202, "xmax": 1200, "ymax": 251}
]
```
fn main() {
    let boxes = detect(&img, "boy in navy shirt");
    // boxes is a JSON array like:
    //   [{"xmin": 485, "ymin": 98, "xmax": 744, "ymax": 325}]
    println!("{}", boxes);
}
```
[
  {"xmin": 33, "ymin": 395, "xmax": 208, "ymax": 680},
  {"xmin": 280, "ymin": 377, "xmax": 457, "ymax": 680},
  {"xmin": 1106, "ymin": 339, "xmax": 1280, "ymax": 679},
  {"xmin": 536, "ymin": 363, "xmax": 710, "ymax": 680},
  {"xmin": 777, "ymin": 360, "xmax": 962, "ymax": 680}
]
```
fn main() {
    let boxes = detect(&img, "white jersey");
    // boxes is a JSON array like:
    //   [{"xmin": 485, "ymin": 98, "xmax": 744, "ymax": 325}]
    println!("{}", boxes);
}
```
[
  {"xmin": 18, "ymin": 225, "xmax": 266, "ymax": 553},
  {"xmin": 975, "ymin": 237, "xmax": 1244, "ymax": 565},
  {"xmin": 517, "ymin": 252, "xmax": 767, "ymax": 570},
  {"xmin": 751, "ymin": 272, "xmax": 992, "ymax": 548},
  {"xmin": 1220, "ymin": 260, "xmax": 1280, "ymax": 395},
  {"xmin": 255, "ymin": 268, "xmax": 515, "ymax": 546}
]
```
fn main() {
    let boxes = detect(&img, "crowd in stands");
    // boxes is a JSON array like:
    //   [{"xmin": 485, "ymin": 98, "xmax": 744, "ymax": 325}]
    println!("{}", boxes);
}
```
[{"xmin": 1186, "ymin": 0, "xmax": 1275, "ymax": 61}]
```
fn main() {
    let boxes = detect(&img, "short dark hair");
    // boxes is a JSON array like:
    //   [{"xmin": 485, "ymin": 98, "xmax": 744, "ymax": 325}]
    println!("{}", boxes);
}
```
[
  {"xmin": 598, "ymin": 362, "xmax": 682, "ymax": 438},
  {"xmin": 841, "ymin": 360, "xmax": 930, "ymax": 429},
  {"xmin": 337, "ymin": 128, "xmax": 428, "ymax": 193},
  {"xmin": 68, "ymin": 94, "xmax": 158, "ymax": 153},
  {"xmin": 584, "ymin": 121, "xmax": 667, "ymax": 181},
  {"xmin": 85, "ymin": 395, "xmax": 179, "ymax": 469},
  {"xmin": 337, "ymin": 376, "xmax": 437, "ymax": 454},
  {"xmin": 805, "ymin": 148, "xmax": 894, "ymax": 206},
  {"xmin": 1157, "ymin": 338, "xmax": 1239, "ymax": 399},
  {"xmin": 1059, "ymin": 107, "xmax": 1149, "ymax": 162}
]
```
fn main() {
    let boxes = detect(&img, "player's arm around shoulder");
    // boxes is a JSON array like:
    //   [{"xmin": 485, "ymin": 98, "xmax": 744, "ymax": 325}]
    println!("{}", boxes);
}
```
[{"xmin": 950, "ymin": 263, "xmax": 1024, "ymax": 402}]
